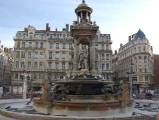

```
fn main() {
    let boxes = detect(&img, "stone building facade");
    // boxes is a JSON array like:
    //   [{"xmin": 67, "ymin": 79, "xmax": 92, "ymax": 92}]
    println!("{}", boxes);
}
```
[
  {"xmin": 11, "ymin": 1, "xmax": 112, "ymax": 93},
  {"xmin": 113, "ymin": 29, "xmax": 154, "ymax": 93},
  {"xmin": 0, "ymin": 41, "xmax": 13, "ymax": 96},
  {"xmin": 0, "ymin": 42, "xmax": 5, "ymax": 96},
  {"xmin": 153, "ymin": 55, "xmax": 159, "ymax": 87}
]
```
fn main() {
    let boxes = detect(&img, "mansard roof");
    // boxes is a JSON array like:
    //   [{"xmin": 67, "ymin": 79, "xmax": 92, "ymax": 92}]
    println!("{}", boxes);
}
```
[{"xmin": 135, "ymin": 29, "xmax": 146, "ymax": 40}]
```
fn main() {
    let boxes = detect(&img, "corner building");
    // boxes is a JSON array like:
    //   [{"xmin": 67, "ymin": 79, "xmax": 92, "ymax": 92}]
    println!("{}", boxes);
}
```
[
  {"xmin": 117, "ymin": 29, "xmax": 154, "ymax": 94},
  {"xmin": 12, "ymin": 0, "xmax": 112, "ymax": 93}
]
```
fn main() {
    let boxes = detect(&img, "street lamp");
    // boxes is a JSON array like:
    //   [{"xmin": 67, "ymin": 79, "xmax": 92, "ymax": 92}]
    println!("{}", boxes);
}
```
[
  {"xmin": 126, "ymin": 71, "xmax": 135, "ymax": 100},
  {"xmin": 127, "ymin": 61, "xmax": 134, "ymax": 99},
  {"xmin": 22, "ymin": 70, "xmax": 31, "ymax": 99}
]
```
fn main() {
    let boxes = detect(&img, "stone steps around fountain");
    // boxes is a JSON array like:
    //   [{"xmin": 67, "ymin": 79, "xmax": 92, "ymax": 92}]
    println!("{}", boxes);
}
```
[{"xmin": 0, "ymin": 108, "xmax": 157, "ymax": 120}]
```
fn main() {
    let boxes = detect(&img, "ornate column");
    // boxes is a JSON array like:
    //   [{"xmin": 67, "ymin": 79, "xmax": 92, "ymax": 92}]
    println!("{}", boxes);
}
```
[
  {"xmin": 88, "ymin": 13, "xmax": 91, "ymax": 22},
  {"xmin": 73, "ymin": 40, "xmax": 79, "ymax": 71},
  {"xmin": 89, "ymin": 41, "xmax": 96, "ymax": 74}
]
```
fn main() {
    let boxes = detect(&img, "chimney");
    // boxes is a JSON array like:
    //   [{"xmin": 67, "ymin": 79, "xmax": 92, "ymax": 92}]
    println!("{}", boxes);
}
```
[
  {"xmin": 46, "ymin": 23, "xmax": 50, "ymax": 31},
  {"xmin": 62, "ymin": 28, "xmax": 66, "ymax": 31},
  {"xmin": 66, "ymin": 24, "xmax": 69, "ymax": 32},
  {"xmin": 24, "ymin": 28, "xmax": 28, "ymax": 31},
  {"xmin": 114, "ymin": 50, "xmax": 117, "ymax": 55},
  {"xmin": 128, "ymin": 36, "xmax": 131, "ymax": 42},
  {"xmin": 120, "ymin": 43, "xmax": 123, "ymax": 47}
]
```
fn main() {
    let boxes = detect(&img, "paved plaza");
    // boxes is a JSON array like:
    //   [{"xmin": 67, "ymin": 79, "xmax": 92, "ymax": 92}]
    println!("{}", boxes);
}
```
[
  {"xmin": 0, "ymin": 114, "xmax": 16, "ymax": 120},
  {"xmin": 0, "ymin": 99, "xmax": 29, "ymax": 120}
]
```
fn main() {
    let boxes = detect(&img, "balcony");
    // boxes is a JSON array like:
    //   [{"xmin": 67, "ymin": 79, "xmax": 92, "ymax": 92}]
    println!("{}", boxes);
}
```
[{"xmin": 46, "ymin": 69, "xmax": 66, "ymax": 73}]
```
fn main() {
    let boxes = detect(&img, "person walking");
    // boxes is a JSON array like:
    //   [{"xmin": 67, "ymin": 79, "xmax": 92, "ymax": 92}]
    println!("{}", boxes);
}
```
[{"xmin": 26, "ymin": 89, "xmax": 35, "ymax": 105}]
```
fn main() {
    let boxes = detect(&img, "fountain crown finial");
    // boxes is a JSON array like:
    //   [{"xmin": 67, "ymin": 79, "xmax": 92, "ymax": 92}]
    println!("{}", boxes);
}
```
[{"xmin": 82, "ymin": 0, "xmax": 85, "ymax": 4}]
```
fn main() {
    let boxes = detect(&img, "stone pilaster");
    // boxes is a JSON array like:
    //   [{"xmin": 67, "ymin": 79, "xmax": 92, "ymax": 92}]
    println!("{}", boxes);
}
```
[
  {"xmin": 90, "ymin": 42, "xmax": 97, "ymax": 75},
  {"xmin": 73, "ymin": 40, "xmax": 79, "ymax": 72}
]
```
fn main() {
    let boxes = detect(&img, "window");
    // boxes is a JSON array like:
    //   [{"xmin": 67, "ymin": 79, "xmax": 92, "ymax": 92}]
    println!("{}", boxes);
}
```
[
  {"xmin": 69, "ymin": 62, "xmax": 72, "ymax": 70},
  {"xmin": 56, "ymin": 51, "xmax": 59, "ymax": 54},
  {"xmin": 144, "ymin": 56, "xmax": 147, "ymax": 63},
  {"xmin": 16, "ymin": 51, "xmax": 20, "ymax": 58},
  {"xmin": 138, "ymin": 47, "xmax": 141, "ymax": 52},
  {"xmin": 48, "ymin": 62, "xmax": 52, "ymax": 69},
  {"xmin": 49, "ymin": 44, "xmax": 53, "ymax": 49},
  {"xmin": 63, "ymin": 43, "xmax": 66, "ymax": 49},
  {"xmin": 55, "ymin": 62, "xmax": 59, "ymax": 69},
  {"xmin": 106, "ymin": 54, "xmax": 109, "ymax": 60},
  {"xmin": 40, "ymin": 42, "xmax": 43, "ymax": 48},
  {"xmin": 56, "ymin": 34, "xmax": 59, "ymax": 38},
  {"xmin": 39, "ymin": 62, "xmax": 43, "ymax": 67},
  {"xmin": 106, "ymin": 45, "xmax": 109, "ymax": 50},
  {"xmin": 62, "ymin": 62, "xmax": 65, "ymax": 69},
  {"xmin": 102, "ymin": 44, "xmax": 104, "ymax": 49},
  {"xmin": 22, "ymin": 42, "xmax": 25, "ymax": 48},
  {"xmin": 17, "ymin": 42, "xmax": 20, "ymax": 48},
  {"xmin": 49, "ymin": 52, "xmax": 52, "ymax": 59},
  {"xmin": 102, "ymin": 64, "xmax": 105, "ymax": 70},
  {"xmin": 34, "ymin": 62, "xmax": 38, "ymax": 68},
  {"xmin": 55, "ymin": 58, "xmax": 59, "ymax": 60},
  {"xmin": 102, "ymin": 53, "xmax": 104, "ymax": 60},
  {"xmin": 106, "ymin": 74, "xmax": 109, "ymax": 80},
  {"xmin": 35, "ymin": 51, "xmax": 38, "ymax": 55},
  {"xmin": 15, "ymin": 73, "xmax": 18, "ymax": 79},
  {"xmin": 69, "ymin": 43, "xmax": 72, "ymax": 49},
  {"xmin": 29, "ymin": 42, "xmax": 32, "ymax": 48},
  {"xmin": 95, "ymin": 61, "xmax": 98, "ymax": 69},
  {"xmin": 21, "ymin": 61, "xmax": 25, "ymax": 68},
  {"xmin": 28, "ymin": 61, "xmax": 31, "ymax": 68},
  {"xmin": 139, "ymin": 56, "xmax": 142, "ymax": 59},
  {"xmin": 28, "ymin": 51, "xmax": 31, "ymax": 58},
  {"xmin": 35, "ymin": 42, "xmax": 39, "ymax": 48},
  {"xmin": 134, "ymin": 47, "xmax": 136, "ymax": 52},
  {"xmin": 16, "ymin": 61, "xmax": 19, "ymax": 68},
  {"xmin": 106, "ymin": 63, "xmax": 109, "ymax": 70},
  {"xmin": 34, "ymin": 74, "xmax": 37, "ymax": 79},
  {"xmin": 145, "ymin": 76, "xmax": 148, "ymax": 81},
  {"xmin": 20, "ymin": 75, "xmax": 23, "ymax": 80},
  {"xmin": 144, "ymin": 56, "xmax": 147, "ymax": 59},
  {"xmin": 40, "ymin": 52, "xmax": 43, "ymax": 55},
  {"xmin": 21, "ymin": 51, "xmax": 25, "ymax": 58},
  {"xmin": 56, "ymin": 43, "xmax": 59, "ymax": 49},
  {"xmin": 143, "ymin": 46, "xmax": 146, "ymax": 51},
  {"xmin": 39, "ymin": 73, "xmax": 44, "ymax": 79}
]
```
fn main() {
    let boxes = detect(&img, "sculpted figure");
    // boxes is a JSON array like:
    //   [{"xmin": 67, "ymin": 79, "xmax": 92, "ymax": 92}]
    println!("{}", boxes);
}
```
[{"xmin": 78, "ymin": 44, "xmax": 88, "ymax": 70}]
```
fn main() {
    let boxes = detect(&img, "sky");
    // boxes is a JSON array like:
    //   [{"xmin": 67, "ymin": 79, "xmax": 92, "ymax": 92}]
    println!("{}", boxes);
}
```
[{"xmin": 0, "ymin": 0, "xmax": 159, "ymax": 54}]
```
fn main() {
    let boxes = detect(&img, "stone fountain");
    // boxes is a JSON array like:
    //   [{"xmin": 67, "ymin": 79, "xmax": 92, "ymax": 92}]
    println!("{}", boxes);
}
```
[
  {"xmin": 1, "ymin": 1, "xmax": 157, "ymax": 120},
  {"xmin": 33, "ymin": 0, "xmax": 131, "ymax": 116}
]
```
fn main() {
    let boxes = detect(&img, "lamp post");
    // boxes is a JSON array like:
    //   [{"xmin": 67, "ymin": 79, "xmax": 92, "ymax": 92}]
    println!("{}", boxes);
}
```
[
  {"xmin": 22, "ymin": 72, "xmax": 27, "ymax": 99},
  {"xmin": 22, "ymin": 70, "xmax": 31, "ymax": 99},
  {"xmin": 127, "ymin": 61, "xmax": 134, "ymax": 99}
]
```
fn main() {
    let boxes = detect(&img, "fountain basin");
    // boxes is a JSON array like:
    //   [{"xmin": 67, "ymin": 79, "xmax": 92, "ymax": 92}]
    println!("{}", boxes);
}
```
[
  {"xmin": 33, "ymin": 99, "xmax": 122, "ymax": 114},
  {"xmin": 0, "ymin": 99, "xmax": 157, "ymax": 120}
]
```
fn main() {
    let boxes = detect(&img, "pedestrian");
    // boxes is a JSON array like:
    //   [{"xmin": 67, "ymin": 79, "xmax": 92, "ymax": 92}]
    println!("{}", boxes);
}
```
[{"xmin": 26, "ymin": 89, "xmax": 34, "ymax": 105}]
